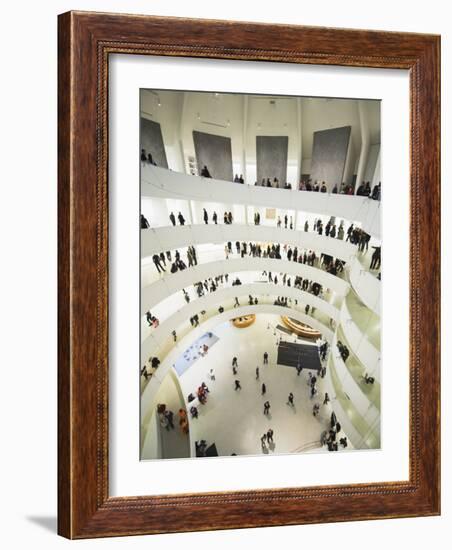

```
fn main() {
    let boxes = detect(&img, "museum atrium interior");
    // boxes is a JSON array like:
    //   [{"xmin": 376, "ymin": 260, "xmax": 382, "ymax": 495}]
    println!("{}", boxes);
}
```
[{"xmin": 139, "ymin": 90, "xmax": 381, "ymax": 460}]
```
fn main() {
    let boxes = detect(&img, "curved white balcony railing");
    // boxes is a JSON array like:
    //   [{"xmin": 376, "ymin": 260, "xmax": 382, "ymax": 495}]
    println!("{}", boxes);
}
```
[
  {"xmin": 141, "ymin": 223, "xmax": 358, "ymax": 264},
  {"xmin": 142, "ymin": 165, "xmax": 381, "ymax": 239},
  {"xmin": 141, "ymin": 303, "xmax": 334, "ymax": 435},
  {"xmin": 340, "ymin": 294, "xmax": 380, "ymax": 377},
  {"xmin": 332, "ymin": 330, "xmax": 380, "ymax": 415},
  {"xmin": 141, "ymin": 283, "xmax": 339, "ymax": 361},
  {"xmin": 348, "ymin": 256, "xmax": 381, "ymax": 316},
  {"xmin": 141, "ymin": 257, "xmax": 349, "ymax": 315},
  {"xmin": 142, "ymin": 276, "xmax": 339, "ymax": 341},
  {"xmin": 325, "ymin": 355, "xmax": 380, "ymax": 450}
]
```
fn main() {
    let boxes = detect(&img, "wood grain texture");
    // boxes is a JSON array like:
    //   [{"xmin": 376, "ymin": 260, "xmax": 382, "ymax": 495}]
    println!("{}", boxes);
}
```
[{"xmin": 57, "ymin": 10, "xmax": 440, "ymax": 539}]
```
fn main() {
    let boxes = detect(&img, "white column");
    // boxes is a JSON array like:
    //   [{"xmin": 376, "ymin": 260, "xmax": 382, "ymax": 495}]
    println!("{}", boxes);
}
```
[
  {"xmin": 178, "ymin": 92, "xmax": 189, "ymax": 174},
  {"xmin": 242, "ymin": 95, "xmax": 249, "ymax": 184},
  {"xmin": 188, "ymin": 199, "xmax": 196, "ymax": 225},
  {"xmin": 355, "ymin": 101, "xmax": 370, "ymax": 194},
  {"xmin": 296, "ymin": 97, "xmax": 303, "ymax": 187}
]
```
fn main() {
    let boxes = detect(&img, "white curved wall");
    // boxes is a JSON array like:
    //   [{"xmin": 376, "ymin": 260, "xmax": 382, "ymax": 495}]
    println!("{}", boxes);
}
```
[
  {"xmin": 349, "ymin": 256, "xmax": 381, "ymax": 316},
  {"xmin": 141, "ymin": 223, "xmax": 358, "ymax": 262},
  {"xmin": 141, "ymin": 282, "xmax": 339, "ymax": 360},
  {"xmin": 325, "ymin": 355, "xmax": 380, "ymax": 450},
  {"xmin": 331, "ymin": 334, "xmax": 380, "ymax": 422},
  {"xmin": 340, "ymin": 296, "xmax": 380, "ymax": 377},
  {"xmin": 142, "ymin": 165, "xmax": 381, "ymax": 238},
  {"xmin": 141, "ymin": 257, "xmax": 349, "ymax": 315},
  {"xmin": 322, "ymin": 364, "xmax": 365, "ymax": 449}
]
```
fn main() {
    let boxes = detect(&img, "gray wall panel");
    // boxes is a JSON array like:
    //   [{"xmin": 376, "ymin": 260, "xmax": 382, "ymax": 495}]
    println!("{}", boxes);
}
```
[
  {"xmin": 140, "ymin": 118, "xmax": 168, "ymax": 168},
  {"xmin": 256, "ymin": 136, "xmax": 288, "ymax": 186},
  {"xmin": 193, "ymin": 131, "xmax": 233, "ymax": 181},
  {"xmin": 310, "ymin": 126, "xmax": 351, "ymax": 190}
]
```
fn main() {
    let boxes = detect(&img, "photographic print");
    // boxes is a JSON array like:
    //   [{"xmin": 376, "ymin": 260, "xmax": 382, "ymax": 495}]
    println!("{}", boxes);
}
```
[
  {"xmin": 58, "ymin": 12, "xmax": 440, "ymax": 537},
  {"xmin": 140, "ymin": 90, "xmax": 381, "ymax": 460}
]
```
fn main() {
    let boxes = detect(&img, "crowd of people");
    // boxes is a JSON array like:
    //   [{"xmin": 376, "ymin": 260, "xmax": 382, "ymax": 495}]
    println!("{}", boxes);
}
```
[
  {"xmin": 320, "ymin": 410, "xmax": 348, "ymax": 451},
  {"xmin": 151, "ymin": 246, "xmax": 198, "ymax": 274},
  {"xmin": 141, "ymin": 356, "xmax": 161, "ymax": 381},
  {"xmin": 147, "ymin": 237, "xmax": 345, "ymax": 304},
  {"xmin": 155, "ymin": 403, "xmax": 191, "ymax": 436},
  {"xmin": 140, "ymin": 148, "xmax": 157, "ymax": 166},
  {"xmin": 143, "ymin": 155, "xmax": 382, "ymax": 202},
  {"xmin": 337, "ymin": 340, "xmax": 350, "ymax": 362},
  {"xmin": 148, "ymin": 318, "xmax": 354, "ymax": 456},
  {"xmin": 144, "ymin": 209, "xmax": 378, "ymax": 266},
  {"xmin": 254, "ymin": 177, "xmax": 293, "ymax": 190}
]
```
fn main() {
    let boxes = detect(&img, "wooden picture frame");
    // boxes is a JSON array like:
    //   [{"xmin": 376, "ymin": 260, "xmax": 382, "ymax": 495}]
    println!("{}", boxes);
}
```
[{"xmin": 58, "ymin": 11, "xmax": 440, "ymax": 538}]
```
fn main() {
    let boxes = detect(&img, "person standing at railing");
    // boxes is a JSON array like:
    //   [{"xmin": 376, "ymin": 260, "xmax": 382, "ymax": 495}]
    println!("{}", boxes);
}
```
[
  {"xmin": 371, "ymin": 182, "xmax": 381, "ymax": 200},
  {"xmin": 370, "ymin": 246, "xmax": 381, "ymax": 270},
  {"xmin": 177, "ymin": 212, "xmax": 185, "ymax": 225},
  {"xmin": 169, "ymin": 212, "xmax": 176, "ymax": 226},
  {"xmin": 203, "ymin": 208, "xmax": 209, "ymax": 224},
  {"xmin": 152, "ymin": 254, "xmax": 165, "ymax": 273},
  {"xmin": 200, "ymin": 165, "xmax": 211, "ymax": 178},
  {"xmin": 140, "ymin": 214, "xmax": 150, "ymax": 229}
]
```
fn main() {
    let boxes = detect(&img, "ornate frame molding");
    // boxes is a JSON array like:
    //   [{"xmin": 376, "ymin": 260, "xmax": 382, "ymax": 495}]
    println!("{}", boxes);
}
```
[{"xmin": 58, "ymin": 11, "xmax": 440, "ymax": 538}]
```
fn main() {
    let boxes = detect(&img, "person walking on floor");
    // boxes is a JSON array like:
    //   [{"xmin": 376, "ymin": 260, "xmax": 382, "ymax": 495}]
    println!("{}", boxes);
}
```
[
  {"xmin": 263, "ymin": 401, "xmax": 271, "ymax": 415},
  {"xmin": 164, "ymin": 409, "xmax": 175, "ymax": 430},
  {"xmin": 256, "ymin": 367, "xmax": 260, "ymax": 380},
  {"xmin": 261, "ymin": 383, "xmax": 266, "ymax": 395},
  {"xmin": 263, "ymin": 351, "xmax": 269, "ymax": 364},
  {"xmin": 266, "ymin": 428, "xmax": 274, "ymax": 443},
  {"xmin": 287, "ymin": 392, "xmax": 294, "ymax": 406},
  {"xmin": 323, "ymin": 392, "xmax": 330, "ymax": 405},
  {"xmin": 234, "ymin": 380, "xmax": 242, "ymax": 391}
]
